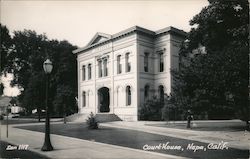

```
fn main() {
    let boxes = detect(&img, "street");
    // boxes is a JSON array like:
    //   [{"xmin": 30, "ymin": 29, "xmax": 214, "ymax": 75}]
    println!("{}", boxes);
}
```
[{"xmin": 15, "ymin": 122, "xmax": 249, "ymax": 159}]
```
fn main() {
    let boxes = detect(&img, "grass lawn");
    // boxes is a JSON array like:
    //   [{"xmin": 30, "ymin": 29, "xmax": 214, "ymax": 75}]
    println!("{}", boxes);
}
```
[
  {"xmin": 15, "ymin": 122, "xmax": 249, "ymax": 159},
  {"xmin": 146, "ymin": 120, "xmax": 247, "ymax": 132},
  {"xmin": 0, "ymin": 119, "xmax": 40, "ymax": 125}
]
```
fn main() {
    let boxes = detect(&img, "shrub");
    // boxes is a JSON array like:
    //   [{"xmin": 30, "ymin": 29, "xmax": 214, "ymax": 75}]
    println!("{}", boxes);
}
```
[
  {"xmin": 139, "ymin": 94, "xmax": 187, "ymax": 121},
  {"xmin": 139, "ymin": 96, "xmax": 164, "ymax": 121},
  {"xmin": 86, "ymin": 112, "xmax": 98, "ymax": 129},
  {"xmin": 161, "ymin": 102, "xmax": 184, "ymax": 121}
]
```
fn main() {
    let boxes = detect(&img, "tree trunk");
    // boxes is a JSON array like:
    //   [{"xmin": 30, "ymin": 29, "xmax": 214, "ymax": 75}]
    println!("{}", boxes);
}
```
[
  {"xmin": 38, "ymin": 108, "xmax": 41, "ymax": 122},
  {"xmin": 63, "ymin": 103, "xmax": 67, "ymax": 124}
]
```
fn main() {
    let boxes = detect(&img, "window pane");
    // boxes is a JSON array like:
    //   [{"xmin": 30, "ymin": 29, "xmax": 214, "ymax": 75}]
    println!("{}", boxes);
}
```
[
  {"xmin": 104, "ymin": 59, "xmax": 108, "ymax": 76},
  {"xmin": 82, "ymin": 91, "xmax": 86, "ymax": 107},
  {"xmin": 88, "ymin": 64, "xmax": 91, "ymax": 79},
  {"xmin": 126, "ymin": 86, "xmax": 131, "ymax": 106},
  {"xmin": 82, "ymin": 65, "xmax": 86, "ymax": 80},
  {"xmin": 127, "ymin": 62, "xmax": 131, "ymax": 72},
  {"xmin": 117, "ymin": 55, "xmax": 121, "ymax": 74},
  {"xmin": 98, "ymin": 61, "xmax": 102, "ymax": 77},
  {"xmin": 144, "ymin": 85, "xmax": 149, "ymax": 100},
  {"xmin": 125, "ymin": 53, "xmax": 131, "ymax": 72},
  {"xmin": 144, "ymin": 53, "xmax": 148, "ymax": 72},
  {"xmin": 159, "ymin": 53, "xmax": 164, "ymax": 72}
]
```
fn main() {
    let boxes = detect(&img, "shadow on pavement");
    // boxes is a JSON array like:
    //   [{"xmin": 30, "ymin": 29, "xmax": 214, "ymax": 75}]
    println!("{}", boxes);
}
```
[{"xmin": 0, "ymin": 140, "xmax": 50, "ymax": 159}]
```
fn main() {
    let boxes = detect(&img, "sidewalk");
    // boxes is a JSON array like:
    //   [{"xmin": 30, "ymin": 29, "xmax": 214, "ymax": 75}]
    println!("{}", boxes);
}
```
[
  {"xmin": 0, "ymin": 123, "xmax": 189, "ymax": 159},
  {"xmin": 100, "ymin": 121, "xmax": 250, "ymax": 150}
]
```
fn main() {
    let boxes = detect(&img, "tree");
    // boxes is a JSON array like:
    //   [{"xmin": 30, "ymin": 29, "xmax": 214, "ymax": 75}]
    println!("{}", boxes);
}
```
[
  {"xmin": 49, "ymin": 40, "xmax": 77, "ymax": 116},
  {"xmin": 5, "ymin": 30, "xmax": 48, "ymax": 89},
  {"xmin": 4, "ymin": 28, "xmax": 78, "ymax": 119},
  {"xmin": 1, "ymin": 24, "xmax": 13, "ymax": 96},
  {"xmin": 0, "ymin": 83, "xmax": 4, "ymax": 96},
  {"xmin": 21, "ymin": 72, "xmax": 45, "ymax": 121},
  {"xmin": 0, "ymin": 24, "xmax": 13, "ymax": 73},
  {"xmin": 4, "ymin": 30, "xmax": 48, "ymax": 120},
  {"xmin": 172, "ymin": 0, "xmax": 249, "ymax": 128},
  {"xmin": 139, "ymin": 96, "xmax": 164, "ymax": 121}
]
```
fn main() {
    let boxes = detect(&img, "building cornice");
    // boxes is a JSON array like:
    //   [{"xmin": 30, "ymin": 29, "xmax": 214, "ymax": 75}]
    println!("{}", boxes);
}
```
[{"xmin": 73, "ymin": 26, "xmax": 186, "ymax": 54}]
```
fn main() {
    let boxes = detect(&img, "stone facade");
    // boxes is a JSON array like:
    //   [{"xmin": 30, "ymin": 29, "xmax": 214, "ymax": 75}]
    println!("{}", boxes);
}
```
[{"xmin": 73, "ymin": 26, "xmax": 186, "ymax": 121}]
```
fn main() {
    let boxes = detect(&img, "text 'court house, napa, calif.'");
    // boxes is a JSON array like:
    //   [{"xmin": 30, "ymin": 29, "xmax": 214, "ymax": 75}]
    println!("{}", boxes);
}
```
[{"xmin": 73, "ymin": 26, "xmax": 186, "ymax": 121}]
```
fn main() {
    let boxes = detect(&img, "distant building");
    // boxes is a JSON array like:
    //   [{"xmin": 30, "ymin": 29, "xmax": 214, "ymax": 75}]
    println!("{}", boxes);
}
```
[
  {"xmin": 0, "ymin": 96, "xmax": 23, "ymax": 115},
  {"xmin": 73, "ymin": 26, "xmax": 186, "ymax": 121}
]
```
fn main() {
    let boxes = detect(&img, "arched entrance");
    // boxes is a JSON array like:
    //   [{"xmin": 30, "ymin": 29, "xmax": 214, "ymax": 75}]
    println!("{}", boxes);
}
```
[{"xmin": 98, "ymin": 87, "xmax": 110, "ymax": 113}]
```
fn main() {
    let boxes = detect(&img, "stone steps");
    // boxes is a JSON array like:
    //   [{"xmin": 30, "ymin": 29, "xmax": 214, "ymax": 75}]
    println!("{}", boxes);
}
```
[
  {"xmin": 95, "ymin": 114, "xmax": 122, "ymax": 123},
  {"xmin": 65, "ymin": 113, "xmax": 89, "ymax": 122}
]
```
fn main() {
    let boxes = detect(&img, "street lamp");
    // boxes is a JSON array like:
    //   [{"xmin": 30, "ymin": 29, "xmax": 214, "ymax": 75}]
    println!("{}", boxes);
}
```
[{"xmin": 41, "ymin": 59, "xmax": 53, "ymax": 151}]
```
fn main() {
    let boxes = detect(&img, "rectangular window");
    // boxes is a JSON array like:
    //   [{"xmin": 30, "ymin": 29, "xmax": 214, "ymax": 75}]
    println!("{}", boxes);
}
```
[
  {"xmin": 98, "ymin": 60, "xmax": 102, "ymax": 77},
  {"xmin": 159, "ymin": 53, "xmax": 164, "ymax": 72},
  {"xmin": 88, "ymin": 64, "xmax": 91, "ymax": 79},
  {"xmin": 126, "ymin": 86, "xmax": 131, "ymax": 106},
  {"xmin": 119, "ymin": 64, "xmax": 122, "ymax": 74},
  {"xmin": 82, "ymin": 91, "xmax": 86, "ymax": 107},
  {"xmin": 144, "ymin": 53, "xmax": 149, "ymax": 72},
  {"xmin": 82, "ymin": 65, "xmax": 86, "ymax": 81},
  {"xmin": 125, "ymin": 53, "xmax": 131, "ymax": 72},
  {"xmin": 127, "ymin": 63, "xmax": 131, "ymax": 72},
  {"xmin": 117, "ymin": 55, "xmax": 122, "ymax": 74},
  {"xmin": 103, "ymin": 59, "xmax": 108, "ymax": 76},
  {"xmin": 144, "ymin": 85, "xmax": 149, "ymax": 101}
]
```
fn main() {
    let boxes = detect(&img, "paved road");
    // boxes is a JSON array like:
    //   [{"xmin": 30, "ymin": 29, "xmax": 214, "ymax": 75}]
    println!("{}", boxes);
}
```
[
  {"xmin": 0, "ymin": 140, "xmax": 49, "ymax": 159},
  {"xmin": 1, "ymin": 125, "xmax": 183, "ymax": 159},
  {"xmin": 15, "ymin": 123, "xmax": 249, "ymax": 159}
]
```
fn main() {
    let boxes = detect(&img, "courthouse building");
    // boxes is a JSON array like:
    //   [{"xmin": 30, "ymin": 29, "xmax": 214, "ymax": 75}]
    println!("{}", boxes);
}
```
[{"xmin": 73, "ymin": 26, "xmax": 186, "ymax": 121}]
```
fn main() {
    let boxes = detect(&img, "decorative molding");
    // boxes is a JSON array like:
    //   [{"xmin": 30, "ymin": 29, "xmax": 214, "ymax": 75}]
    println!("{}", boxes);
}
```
[
  {"xmin": 155, "ymin": 48, "xmax": 166, "ymax": 53},
  {"xmin": 96, "ymin": 54, "xmax": 110, "ymax": 61}
]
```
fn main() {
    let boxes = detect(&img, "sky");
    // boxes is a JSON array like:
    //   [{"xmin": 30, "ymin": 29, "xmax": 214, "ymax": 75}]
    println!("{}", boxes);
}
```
[
  {"xmin": 1, "ymin": 0, "xmax": 208, "ymax": 47},
  {"xmin": 0, "ymin": 0, "xmax": 208, "ymax": 96}
]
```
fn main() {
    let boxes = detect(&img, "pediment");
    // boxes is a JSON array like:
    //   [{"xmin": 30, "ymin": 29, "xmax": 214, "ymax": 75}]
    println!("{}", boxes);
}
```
[{"xmin": 87, "ymin": 32, "xmax": 111, "ymax": 46}]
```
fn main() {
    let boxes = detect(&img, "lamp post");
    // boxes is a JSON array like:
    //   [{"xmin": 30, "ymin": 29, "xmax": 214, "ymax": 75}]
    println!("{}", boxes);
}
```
[{"xmin": 41, "ymin": 59, "xmax": 53, "ymax": 151}]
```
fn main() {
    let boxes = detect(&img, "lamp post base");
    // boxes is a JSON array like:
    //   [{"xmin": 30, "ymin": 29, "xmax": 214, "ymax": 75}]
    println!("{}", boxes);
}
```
[{"xmin": 41, "ymin": 143, "xmax": 53, "ymax": 151}]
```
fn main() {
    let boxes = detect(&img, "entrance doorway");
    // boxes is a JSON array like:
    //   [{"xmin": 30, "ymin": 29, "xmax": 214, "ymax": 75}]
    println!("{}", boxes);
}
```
[{"xmin": 98, "ymin": 87, "xmax": 110, "ymax": 112}]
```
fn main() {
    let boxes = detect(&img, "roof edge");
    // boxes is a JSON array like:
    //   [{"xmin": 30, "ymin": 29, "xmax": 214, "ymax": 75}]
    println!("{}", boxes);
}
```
[{"xmin": 73, "ymin": 26, "xmax": 187, "ymax": 54}]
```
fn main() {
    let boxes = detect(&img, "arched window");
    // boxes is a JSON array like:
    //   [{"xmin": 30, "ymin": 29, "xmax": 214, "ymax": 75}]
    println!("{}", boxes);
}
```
[
  {"xmin": 82, "ymin": 91, "xmax": 86, "ymax": 107},
  {"xmin": 117, "ymin": 55, "xmax": 122, "ymax": 74},
  {"xmin": 82, "ymin": 65, "xmax": 86, "ymax": 81},
  {"xmin": 159, "ymin": 52, "xmax": 164, "ymax": 72},
  {"xmin": 158, "ymin": 85, "xmax": 164, "ymax": 103},
  {"xmin": 144, "ymin": 85, "xmax": 150, "ymax": 100},
  {"xmin": 88, "ymin": 64, "xmax": 91, "ymax": 79},
  {"xmin": 144, "ymin": 53, "xmax": 149, "ymax": 72},
  {"xmin": 125, "ymin": 53, "xmax": 131, "ymax": 72},
  {"xmin": 126, "ymin": 86, "xmax": 131, "ymax": 106}
]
